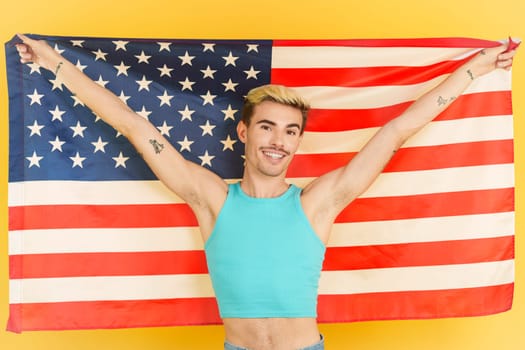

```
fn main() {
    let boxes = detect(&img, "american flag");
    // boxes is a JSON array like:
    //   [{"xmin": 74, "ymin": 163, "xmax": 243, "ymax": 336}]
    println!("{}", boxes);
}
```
[{"xmin": 6, "ymin": 35, "xmax": 515, "ymax": 332}]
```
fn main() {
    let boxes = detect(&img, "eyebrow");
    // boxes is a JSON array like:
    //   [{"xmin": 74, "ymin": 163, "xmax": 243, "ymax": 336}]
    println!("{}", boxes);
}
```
[{"xmin": 255, "ymin": 119, "xmax": 301, "ymax": 130}]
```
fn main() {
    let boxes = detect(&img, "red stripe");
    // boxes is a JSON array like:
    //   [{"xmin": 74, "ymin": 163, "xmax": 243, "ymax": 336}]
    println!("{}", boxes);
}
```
[
  {"xmin": 7, "ymin": 298, "xmax": 221, "ymax": 333},
  {"xmin": 272, "ymin": 58, "xmax": 471, "ymax": 87},
  {"xmin": 273, "ymin": 38, "xmax": 501, "ymax": 48},
  {"xmin": 287, "ymin": 139, "xmax": 514, "ymax": 177},
  {"xmin": 9, "ymin": 250, "xmax": 209, "ymax": 279},
  {"xmin": 9, "ymin": 203, "xmax": 198, "ymax": 230},
  {"xmin": 6, "ymin": 284, "xmax": 512, "ymax": 332},
  {"xmin": 323, "ymin": 236, "xmax": 514, "ymax": 271},
  {"xmin": 338, "ymin": 188, "xmax": 514, "ymax": 223},
  {"xmin": 317, "ymin": 283, "xmax": 514, "ymax": 323},
  {"xmin": 305, "ymin": 91, "xmax": 512, "ymax": 132},
  {"xmin": 8, "ymin": 188, "xmax": 514, "ymax": 231},
  {"xmin": 9, "ymin": 236, "xmax": 513, "ymax": 279}
]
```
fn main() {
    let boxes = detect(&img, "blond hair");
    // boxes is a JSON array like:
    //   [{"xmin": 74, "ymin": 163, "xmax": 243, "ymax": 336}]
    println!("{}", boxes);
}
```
[{"xmin": 241, "ymin": 84, "xmax": 310, "ymax": 134}]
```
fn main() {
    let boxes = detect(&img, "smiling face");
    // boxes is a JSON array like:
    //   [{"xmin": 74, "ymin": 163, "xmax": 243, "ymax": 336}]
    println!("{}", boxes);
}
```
[{"xmin": 237, "ymin": 100, "xmax": 304, "ymax": 179}]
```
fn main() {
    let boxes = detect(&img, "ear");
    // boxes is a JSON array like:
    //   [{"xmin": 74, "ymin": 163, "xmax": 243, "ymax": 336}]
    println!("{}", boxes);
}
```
[{"xmin": 237, "ymin": 120, "xmax": 248, "ymax": 144}]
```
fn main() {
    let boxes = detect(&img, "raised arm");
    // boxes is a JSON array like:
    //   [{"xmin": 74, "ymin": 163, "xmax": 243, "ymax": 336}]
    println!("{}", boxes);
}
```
[
  {"xmin": 302, "ymin": 42, "xmax": 517, "ymax": 241},
  {"xmin": 16, "ymin": 34, "xmax": 228, "ymax": 237}
]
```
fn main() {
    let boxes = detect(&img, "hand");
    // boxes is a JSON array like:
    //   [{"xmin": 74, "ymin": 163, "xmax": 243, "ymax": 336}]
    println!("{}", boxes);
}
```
[
  {"xmin": 468, "ymin": 39, "xmax": 517, "ymax": 78},
  {"xmin": 15, "ymin": 33, "xmax": 62, "ymax": 72}
]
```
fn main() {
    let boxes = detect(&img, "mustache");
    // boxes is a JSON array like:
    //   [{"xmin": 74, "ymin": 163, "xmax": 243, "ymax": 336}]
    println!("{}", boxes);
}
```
[{"xmin": 259, "ymin": 147, "xmax": 291, "ymax": 156}]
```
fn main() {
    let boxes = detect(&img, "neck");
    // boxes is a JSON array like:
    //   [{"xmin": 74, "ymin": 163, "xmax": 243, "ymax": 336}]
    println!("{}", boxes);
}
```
[{"xmin": 240, "ymin": 172, "xmax": 289, "ymax": 198}]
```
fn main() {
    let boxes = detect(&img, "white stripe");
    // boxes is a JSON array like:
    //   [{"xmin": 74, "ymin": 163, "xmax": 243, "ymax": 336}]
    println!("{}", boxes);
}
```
[
  {"xmin": 8, "ymin": 163, "xmax": 513, "ymax": 207},
  {"xmin": 9, "ymin": 274, "xmax": 215, "ymax": 303},
  {"xmin": 318, "ymin": 260, "xmax": 514, "ymax": 294},
  {"xmin": 296, "ymin": 70, "xmax": 510, "ymax": 109},
  {"xmin": 327, "ymin": 212, "xmax": 515, "ymax": 247},
  {"xmin": 8, "ymin": 180, "xmax": 185, "ymax": 206},
  {"xmin": 360, "ymin": 163, "xmax": 514, "ymax": 198},
  {"xmin": 272, "ymin": 46, "xmax": 477, "ymax": 68},
  {"xmin": 298, "ymin": 115, "xmax": 513, "ymax": 154},
  {"xmin": 291, "ymin": 164, "xmax": 513, "ymax": 197},
  {"xmin": 8, "ymin": 212, "xmax": 514, "ymax": 255},
  {"xmin": 9, "ymin": 260, "xmax": 513, "ymax": 303},
  {"xmin": 8, "ymin": 227, "xmax": 203, "ymax": 255}
]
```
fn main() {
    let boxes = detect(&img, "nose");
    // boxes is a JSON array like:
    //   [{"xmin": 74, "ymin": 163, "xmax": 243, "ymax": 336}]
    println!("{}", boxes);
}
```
[{"xmin": 269, "ymin": 130, "xmax": 284, "ymax": 148}]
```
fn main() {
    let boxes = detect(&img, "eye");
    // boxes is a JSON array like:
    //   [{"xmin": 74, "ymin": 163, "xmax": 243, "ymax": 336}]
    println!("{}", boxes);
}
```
[
  {"xmin": 260, "ymin": 124, "xmax": 271, "ymax": 131},
  {"xmin": 287, "ymin": 129, "xmax": 297, "ymax": 136}
]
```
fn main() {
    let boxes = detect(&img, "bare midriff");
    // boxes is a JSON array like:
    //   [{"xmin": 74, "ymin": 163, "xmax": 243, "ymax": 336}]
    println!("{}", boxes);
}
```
[{"xmin": 223, "ymin": 317, "xmax": 320, "ymax": 350}]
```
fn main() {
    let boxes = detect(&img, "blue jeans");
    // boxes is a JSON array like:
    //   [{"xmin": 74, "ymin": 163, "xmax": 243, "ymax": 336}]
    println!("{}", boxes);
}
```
[{"xmin": 224, "ymin": 334, "xmax": 324, "ymax": 350}]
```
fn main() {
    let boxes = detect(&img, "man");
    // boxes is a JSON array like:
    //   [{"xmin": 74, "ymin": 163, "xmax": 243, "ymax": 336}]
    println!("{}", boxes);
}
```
[{"xmin": 16, "ymin": 34, "xmax": 515, "ymax": 350}]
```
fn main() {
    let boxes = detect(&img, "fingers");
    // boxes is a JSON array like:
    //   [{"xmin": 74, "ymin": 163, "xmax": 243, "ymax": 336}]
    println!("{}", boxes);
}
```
[
  {"xmin": 17, "ymin": 33, "xmax": 33, "ymax": 45},
  {"xmin": 15, "ymin": 34, "xmax": 37, "ymax": 64},
  {"xmin": 497, "ymin": 48, "xmax": 517, "ymax": 70}
]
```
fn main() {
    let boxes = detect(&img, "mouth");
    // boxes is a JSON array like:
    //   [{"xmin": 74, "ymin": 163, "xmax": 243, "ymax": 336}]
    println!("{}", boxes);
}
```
[{"xmin": 262, "ymin": 150, "xmax": 286, "ymax": 160}]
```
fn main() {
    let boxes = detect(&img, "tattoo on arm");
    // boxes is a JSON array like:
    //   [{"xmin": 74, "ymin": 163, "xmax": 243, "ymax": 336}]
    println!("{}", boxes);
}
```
[
  {"xmin": 437, "ymin": 95, "xmax": 457, "ymax": 106},
  {"xmin": 467, "ymin": 69, "xmax": 475, "ymax": 80},
  {"xmin": 149, "ymin": 139, "xmax": 165, "ymax": 154}
]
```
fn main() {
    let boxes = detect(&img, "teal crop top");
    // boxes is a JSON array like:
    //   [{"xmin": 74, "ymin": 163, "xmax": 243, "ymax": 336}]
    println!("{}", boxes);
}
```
[{"xmin": 204, "ymin": 182, "xmax": 326, "ymax": 318}]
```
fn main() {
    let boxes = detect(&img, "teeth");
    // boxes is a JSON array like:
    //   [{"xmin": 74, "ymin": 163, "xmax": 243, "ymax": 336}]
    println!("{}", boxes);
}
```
[{"xmin": 264, "ymin": 151, "xmax": 284, "ymax": 159}]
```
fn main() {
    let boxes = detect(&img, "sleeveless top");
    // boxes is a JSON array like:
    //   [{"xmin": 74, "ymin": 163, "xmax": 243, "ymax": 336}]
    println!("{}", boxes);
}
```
[{"xmin": 204, "ymin": 182, "xmax": 326, "ymax": 318}]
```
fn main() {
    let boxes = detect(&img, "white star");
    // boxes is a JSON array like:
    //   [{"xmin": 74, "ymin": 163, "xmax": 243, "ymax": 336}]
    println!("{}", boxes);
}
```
[
  {"xmin": 177, "ymin": 136, "xmax": 194, "ymax": 152},
  {"xmin": 202, "ymin": 43, "xmax": 215, "ymax": 52},
  {"xmin": 49, "ymin": 106, "xmax": 66, "ymax": 122},
  {"xmin": 178, "ymin": 51, "xmax": 195, "ymax": 66},
  {"xmin": 112, "ymin": 152, "xmax": 129, "ymax": 168},
  {"xmin": 49, "ymin": 76, "xmax": 64, "ymax": 91},
  {"xmin": 113, "ymin": 40, "xmax": 129, "ymax": 51},
  {"xmin": 95, "ymin": 75, "xmax": 109, "ymax": 87},
  {"xmin": 200, "ymin": 90, "xmax": 217, "ymax": 106},
  {"xmin": 27, "ymin": 120, "xmax": 45, "ymax": 136},
  {"xmin": 222, "ymin": 104, "xmax": 238, "ymax": 121},
  {"xmin": 221, "ymin": 135, "xmax": 238, "ymax": 151},
  {"xmin": 157, "ymin": 90, "xmax": 174, "ymax": 107},
  {"xmin": 71, "ymin": 95, "xmax": 85, "ymax": 107},
  {"xmin": 222, "ymin": 51, "xmax": 239, "ymax": 66},
  {"xmin": 117, "ymin": 91, "xmax": 131, "ymax": 104},
  {"xmin": 75, "ymin": 60, "xmax": 87, "ymax": 72},
  {"xmin": 53, "ymin": 44, "xmax": 65, "ymax": 55},
  {"xmin": 157, "ymin": 42, "xmax": 171, "ymax": 52},
  {"xmin": 49, "ymin": 136, "xmax": 66, "ymax": 152},
  {"xmin": 244, "ymin": 66, "xmax": 260, "ymax": 79},
  {"xmin": 91, "ymin": 136, "xmax": 108, "ymax": 153},
  {"xmin": 70, "ymin": 121, "xmax": 87, "ymax": 138},
  {"xmin": 201, "ymin": 65, "xmax": 217, "ymax": 79},
  {"xmin": 157, "ymin": 64, "xmax": 174, "ymax": 77},
  {"xmin": 27, "ymin": 89, "xmax": 44, "ymax": 105},
  {"xmin": 198, "ymin": 150, "xmax": 215, "ymax": 167},
  {"xmin": 247, "ymin": 44, "xmax": 259, "ymax": 53},
  {"xmin": 27, "ymin": 63, "xmax": 41, "ymax": 74},
  {"xmin": 199, "ymin": 120, "xmax": 216, "ymax": 136},
  {"xmin": 70, "ymin": 152, "xmax": 86, "ymax": 168},
  {"xmin": 178, "ymin": 105, "xmax": 195, "ymax": 122},
  {"xmin": 92, "ymin": 49, "xmax": 108, "ymax": 61},
  {"xmin": 135, "ymin": 50, "xmax": 151, "ymax": 64},
  {"xmin": 114, "ymin": 61, "xmax": 131, "ymax": 76},
  {"xmin": 136, "ymin": 106, "xmax": 152, "ymax": 120},
  {"xmin": 179, "ymin": 77, "xmax": 195, "ymax": 91},
  {"xmin": 26, "ymin": 151, "xmax": 43, "ymax": 168},
  {"xmin": 157, "ymin": 121, "xmax": 173, "ymax": 136},
  {"xmin": 222, "ymin": 78, "xmax": 239, "ymax": 92},
  {"xmin": 136, "ymin": 75, "xmax": 153, "ymax": 91},
  {"xmin": 71, "ymin": 40, "xmax": 84, "ymax": 47}
]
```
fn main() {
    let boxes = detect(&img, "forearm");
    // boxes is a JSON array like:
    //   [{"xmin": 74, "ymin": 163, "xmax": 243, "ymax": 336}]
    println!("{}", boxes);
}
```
[
  {"xmin": 46, "ymin": 53, "xmax": 140, "ymax": 137},
  {"xmin": 389, "ymin": 63, "xmax": 474, "ymax": 140}
]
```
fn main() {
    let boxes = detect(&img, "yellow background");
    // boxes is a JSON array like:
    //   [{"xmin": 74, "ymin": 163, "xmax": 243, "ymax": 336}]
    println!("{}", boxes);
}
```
[{"xmin": 1, "ymin": 0, "xmax": 523, "ymax": 349}]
